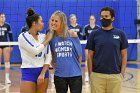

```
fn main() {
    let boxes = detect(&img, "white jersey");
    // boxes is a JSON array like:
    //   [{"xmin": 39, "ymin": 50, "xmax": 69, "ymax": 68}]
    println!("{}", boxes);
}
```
[{"xmin": 18, "ymin": 32, "xmax": 52, "ymax": 68}]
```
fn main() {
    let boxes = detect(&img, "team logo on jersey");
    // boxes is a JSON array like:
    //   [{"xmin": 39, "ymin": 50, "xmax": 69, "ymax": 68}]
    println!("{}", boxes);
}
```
[
  {"xmin": 88, "ymin": 30, "xmax": 93, "ymax": 33},
  {"xmin": 2, "ymin": 27, "xmax": 7, "ymax": 31},
  {"xmin": 71, "ymin": 29, "xmax": 80, "ymax": 32},
  {"xmin": 36, "ymin": 52, "xmax": 42, "ymax": 57},
  {"xmin": 113, "ymin": 35, "xmax": 120, "ymax": 39}
]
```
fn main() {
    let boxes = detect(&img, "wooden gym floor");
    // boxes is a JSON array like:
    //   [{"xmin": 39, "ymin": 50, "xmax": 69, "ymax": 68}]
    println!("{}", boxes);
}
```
[{"xmin": 0, "ymin": 62, "xmax": 140, "ymax": 93}]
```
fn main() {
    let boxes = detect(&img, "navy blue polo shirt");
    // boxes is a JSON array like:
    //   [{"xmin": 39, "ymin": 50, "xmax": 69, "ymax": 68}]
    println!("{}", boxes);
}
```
[{"xmin": 86, "ymin": 28, "xmax": 128, "ymax": 74}]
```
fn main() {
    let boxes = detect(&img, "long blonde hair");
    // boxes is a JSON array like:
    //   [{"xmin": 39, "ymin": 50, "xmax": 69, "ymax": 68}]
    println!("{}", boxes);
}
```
[{"xmin": 49, "ymin": 10, "xmax": 68, "ymax": 38}]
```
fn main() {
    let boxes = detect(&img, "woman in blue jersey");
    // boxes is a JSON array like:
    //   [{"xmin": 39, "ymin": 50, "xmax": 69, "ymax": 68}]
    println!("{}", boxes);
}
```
[
  {"xmin": 49, "ymin": 11, "xmax": 82, "ymax": 93},
  {"xmin": 83, "ymin": 15, "xmax": 100, "ymax": 82},
  {"xmin": 18, "ymin": 8, "xmax": 53, "ymax": 93},
  {"xmin": 0, "ymin": 13, "xmax": 13, "ymax": 84},
  {"xmin": 69, "ymin": 14, "xmax": 83, "ymax": 40}
]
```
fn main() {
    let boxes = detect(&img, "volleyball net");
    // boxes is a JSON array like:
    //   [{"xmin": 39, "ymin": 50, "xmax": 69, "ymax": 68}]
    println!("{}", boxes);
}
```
[
  {"xmin": 0, "ymin": 39, "xmax": 140, "ymax": 45},
  {"xmin": 0, "ymin": 39, "xmax": 140, "ymax": 63}
]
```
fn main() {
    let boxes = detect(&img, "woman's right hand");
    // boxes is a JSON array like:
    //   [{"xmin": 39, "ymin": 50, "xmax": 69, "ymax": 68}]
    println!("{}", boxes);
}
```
[
  {"xmin": 42, "ymin": 30, "xmax": 54, "ymax": 47},
  {"xmin": 46, "ymin": 30, "xmax": 54, "ymax": 42}
]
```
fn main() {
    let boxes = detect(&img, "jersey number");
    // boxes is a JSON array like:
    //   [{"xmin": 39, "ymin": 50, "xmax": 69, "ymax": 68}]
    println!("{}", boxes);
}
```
[
  {"xmin": 0, "ymin": 31, "xmax": 5, "ymax": 36},
  {"xmin": 36, "ymin": 52, "xmax": 42, "ymax": 57}
]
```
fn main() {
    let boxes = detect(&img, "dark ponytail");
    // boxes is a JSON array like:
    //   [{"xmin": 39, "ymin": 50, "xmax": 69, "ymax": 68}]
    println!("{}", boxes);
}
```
[{"xmin": 26, "ymin": 8, "xmax": 40, "ymax": 29}]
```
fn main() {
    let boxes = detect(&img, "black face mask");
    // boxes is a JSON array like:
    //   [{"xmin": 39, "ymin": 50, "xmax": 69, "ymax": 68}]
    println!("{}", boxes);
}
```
[{"xmin": 100, "ymin": 18, "xmax": 112, "ymax": 27}]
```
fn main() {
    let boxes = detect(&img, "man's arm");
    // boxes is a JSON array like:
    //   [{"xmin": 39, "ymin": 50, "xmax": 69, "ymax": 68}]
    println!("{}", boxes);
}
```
[
  {"xmin": 121, "ymin": 48, "xmax": 127, "ymax": 77},
  {"xmin": 88, "ymin": 50, "xmax": 94, "ymax": 77}
]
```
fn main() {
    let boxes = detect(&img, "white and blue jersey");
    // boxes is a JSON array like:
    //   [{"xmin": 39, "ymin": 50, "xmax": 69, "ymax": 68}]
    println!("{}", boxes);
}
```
[
  {"xmin": 18, "ymin": 31, "xmax": 52, "ymax": 68},
  {"xmin": 86, "ymin": 28, "xmax": 128, "ymax": 74},
  {"xmin": 0, "ymin": 22, "xmax": 13, "ymax": 42},
  {"xmin": 50, "ymin": 33, "xmax": 82, "ymax": 77}
]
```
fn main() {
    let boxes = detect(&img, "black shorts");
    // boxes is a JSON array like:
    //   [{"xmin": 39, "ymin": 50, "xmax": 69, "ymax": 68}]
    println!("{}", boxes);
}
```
[
  {"xmin": 54, "ymin": 75, "xmax": 82, "ymax": 93},
  {"xmin": 0, "ymin": 46, "xmax": 10, "ymax": 49}
]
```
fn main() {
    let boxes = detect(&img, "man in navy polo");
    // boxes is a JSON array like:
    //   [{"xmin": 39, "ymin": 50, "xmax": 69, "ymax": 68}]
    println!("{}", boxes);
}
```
[{"xmin": 86, "ymin": 7, "xmax": 128, "ymax": 93}]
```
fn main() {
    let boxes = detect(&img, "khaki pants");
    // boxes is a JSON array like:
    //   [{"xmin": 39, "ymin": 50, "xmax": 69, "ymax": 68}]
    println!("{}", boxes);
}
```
[{"xmin": 90, "ymin": 72, "xmax": 123, "ymax": 93}]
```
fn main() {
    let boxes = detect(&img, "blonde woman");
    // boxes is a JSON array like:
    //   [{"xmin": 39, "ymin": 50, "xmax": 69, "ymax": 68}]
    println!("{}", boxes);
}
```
[{"xmin": 49, "ymin": 11, "xmax": 82, "ymax": 93}]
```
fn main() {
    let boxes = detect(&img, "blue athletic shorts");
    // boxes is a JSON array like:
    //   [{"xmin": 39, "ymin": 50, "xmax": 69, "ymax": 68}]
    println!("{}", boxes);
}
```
[{"xmin": 21, "ymin": 67, "xmax": 49, "ymax": 83}]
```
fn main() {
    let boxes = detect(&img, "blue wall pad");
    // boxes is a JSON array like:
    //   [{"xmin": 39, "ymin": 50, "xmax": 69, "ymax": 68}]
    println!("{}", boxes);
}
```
[{"xmin": 0, "ymin": 0, "xmax": 137, "ymax": 63}]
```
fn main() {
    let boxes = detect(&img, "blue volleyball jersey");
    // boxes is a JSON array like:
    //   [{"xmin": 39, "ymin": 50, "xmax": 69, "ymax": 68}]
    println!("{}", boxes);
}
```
[
  {"xmin": 20, "ymin": 25, "xmax": 29, "ymax": 33},
  {"xmin": 83, "ymin": 24, "xmax": 100, "ymax": 40},
  {"xmin": 86, "ymin": 28, "xmax": 128, "ymax": 74},
  {"xmin": 50, "ymin": 33, "xmax": 82, "ymax": 77},
  {"xmin": 69, "ymin": 24, "xmax": 83, "ymax": 40},
  {"xmin": 0, "ymin": 23, "xmax": 13, "ymax": 42}
]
